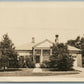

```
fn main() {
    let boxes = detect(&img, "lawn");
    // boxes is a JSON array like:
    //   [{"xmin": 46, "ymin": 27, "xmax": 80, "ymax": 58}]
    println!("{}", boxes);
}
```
[{"xmin": 0, "ymin": 68, "xmax": 80, "ymax": 76}]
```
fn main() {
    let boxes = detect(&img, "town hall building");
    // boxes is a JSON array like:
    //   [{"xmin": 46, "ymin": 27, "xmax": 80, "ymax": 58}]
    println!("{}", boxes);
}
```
[{"xmin": 16, "ymin": 36, "xmax": 82, "ymax": 67}]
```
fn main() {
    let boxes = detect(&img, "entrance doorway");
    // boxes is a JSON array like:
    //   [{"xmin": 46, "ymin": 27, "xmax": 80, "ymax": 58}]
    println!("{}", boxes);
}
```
[{"xmin": 36, "ymin": 56, "xmax": 40, "ymax": 63}]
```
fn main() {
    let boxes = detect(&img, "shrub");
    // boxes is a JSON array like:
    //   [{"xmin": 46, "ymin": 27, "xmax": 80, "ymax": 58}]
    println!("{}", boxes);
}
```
[
  {"xmin": 25, "ymin": 56, "xmax": 35, "ymax": 68},
  {"xmin": 18, "ymin": 56, "xmax": 24, "ymax": 68},
  {"xmin": 40, "ymin": 61, "xmax": 50, "ymax": 68},
  {"xmin": 49, "ymin": 43, "xmax": 74, "ymax": 71}
]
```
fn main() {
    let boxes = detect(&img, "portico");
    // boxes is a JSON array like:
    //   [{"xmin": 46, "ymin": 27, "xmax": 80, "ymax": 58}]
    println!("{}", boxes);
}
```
[
  {"xmin": 33, "ymin": 47, "xmax": 52, "ymax": 64},
  {"xmin": 32, "ymin": 39, "xmax": 53, "ymax": 64}
]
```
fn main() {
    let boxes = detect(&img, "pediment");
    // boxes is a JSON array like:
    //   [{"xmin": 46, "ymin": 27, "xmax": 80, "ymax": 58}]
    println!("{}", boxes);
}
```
[{"xmin": 33, "ymin": 39, "xmax": 53, "ymax": 48}]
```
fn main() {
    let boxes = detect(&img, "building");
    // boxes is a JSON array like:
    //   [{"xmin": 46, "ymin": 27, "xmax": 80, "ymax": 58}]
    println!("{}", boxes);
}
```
[{"xmin": 16, "ymin": 37, "xmax": 82, "ymax": 67}]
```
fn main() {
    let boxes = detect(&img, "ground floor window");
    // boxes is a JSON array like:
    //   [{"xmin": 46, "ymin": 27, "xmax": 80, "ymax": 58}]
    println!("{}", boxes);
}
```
[{"xmin": 35, "ymin": 49, "xmax": 41, "ymax": 55}]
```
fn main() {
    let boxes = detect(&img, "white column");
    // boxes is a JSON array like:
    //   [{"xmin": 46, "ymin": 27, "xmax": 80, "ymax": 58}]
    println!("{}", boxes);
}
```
[
  {"xmin": 50, "ymin": 49, "xmax": 52, "ymax": 55},
  {"xmin": 40, "ymin": 49, "xmax": 43, "ymax": 63},
  {"xmin": 33, "ymin": 48, "xmax": 35, "ymax": 63},
  {"xmin": 17, "ymin": 55, "xmax": 19, "ymax": 61}
]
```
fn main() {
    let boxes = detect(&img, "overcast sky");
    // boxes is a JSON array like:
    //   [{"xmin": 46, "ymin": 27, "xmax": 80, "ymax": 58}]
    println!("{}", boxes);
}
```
[{"xmin": 0, "ymin": 1, "xmax": 84, "ymax": 47}]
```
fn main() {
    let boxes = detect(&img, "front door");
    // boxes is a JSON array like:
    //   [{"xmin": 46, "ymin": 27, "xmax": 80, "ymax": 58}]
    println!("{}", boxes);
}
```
[{"xmin": 36, "ymin": 56, "xmax": 40, "ymax": 63}]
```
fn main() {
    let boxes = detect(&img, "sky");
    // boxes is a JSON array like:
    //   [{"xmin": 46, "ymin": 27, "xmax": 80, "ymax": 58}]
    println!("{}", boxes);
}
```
[{"xmin": 0, "ymin": 1, "xmax": 84, "ymax": 47}]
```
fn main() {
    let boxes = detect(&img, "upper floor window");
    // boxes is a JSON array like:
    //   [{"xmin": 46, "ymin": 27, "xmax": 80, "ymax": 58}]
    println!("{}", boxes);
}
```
[
  {"xmin": 35, "ymin": 49, "xmax": 41, "ymax": 55},
  {"xmin": 43, "ymin": 50, "xmax": 50, "ymax": 56}
]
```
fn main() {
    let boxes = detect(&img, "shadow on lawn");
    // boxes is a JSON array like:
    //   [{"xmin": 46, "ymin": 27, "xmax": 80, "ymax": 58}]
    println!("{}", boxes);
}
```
[{"xmin": 0, "ymin": 68, "xmax": 22, "ymax": 72}]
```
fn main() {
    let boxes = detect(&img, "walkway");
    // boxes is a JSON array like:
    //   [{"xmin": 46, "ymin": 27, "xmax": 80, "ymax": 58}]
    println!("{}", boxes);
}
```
[{"xmin": 32, "ymin": 63, "xmax": 42, "ymax": 73}]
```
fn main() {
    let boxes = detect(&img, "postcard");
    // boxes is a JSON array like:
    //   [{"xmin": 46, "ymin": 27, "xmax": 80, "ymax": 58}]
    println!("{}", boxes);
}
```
[{"xmin": 0, "ymin": 0, "xmax": 84, "ymax": 82}]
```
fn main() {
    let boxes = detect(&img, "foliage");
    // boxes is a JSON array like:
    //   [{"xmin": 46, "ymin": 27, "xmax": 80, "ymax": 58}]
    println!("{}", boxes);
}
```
[
  {"xmin": 40, "ymin": 61, "xmax": 50, "ymax": 68},
  {"xmin": 0, "ymin": 34, "xmax": 18, "ymax": 70},
  {"xmin": 0, "ymin": 55, "xmax": 9, "ymax": 70},
  {"xmin": 49, "ymin": 43, "xmax": 74, "ymax": 71},
  {"xmin": 18, "ymin": 56, "xmax": 25, "ymax": 68},
  {"xmin": 18, "ymin": 55, "xmax": 35, "ymax": 68},
  {"xmin": 67, "ymin": 36, "xmax": 84, "ymax": 67},
  {"xmin": 24, "ymin": 56, "xmax": 35, "ymax": 68},
  {"xmin": 67, "ymin": 36, "xmax": 81, "ymax": 49},
  {"xmin": 67, "ymin": 36, "xmax": 84, "ymax": 50}
]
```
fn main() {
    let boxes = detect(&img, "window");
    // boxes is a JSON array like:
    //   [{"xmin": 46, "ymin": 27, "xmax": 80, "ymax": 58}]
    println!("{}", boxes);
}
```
[
  {"xmin": 35, "ymin": 49, "xmax": 41, "ymax": 55},
  {"xmin": 43, "ymin": 50, "xmax": 50, "ymax": 56},
  {"xmin": 72, "ymin": 56, "xmax": 77, "ymax": 58}
]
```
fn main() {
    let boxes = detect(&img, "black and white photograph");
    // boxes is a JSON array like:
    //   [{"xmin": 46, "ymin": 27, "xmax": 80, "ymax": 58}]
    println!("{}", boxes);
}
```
[{"xmin": 0, "ymin": 1, "xmax": 84, "ymax": 82}]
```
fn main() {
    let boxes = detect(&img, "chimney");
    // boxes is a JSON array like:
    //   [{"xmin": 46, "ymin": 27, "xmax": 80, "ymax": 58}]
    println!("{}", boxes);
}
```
[
  {"xmin": 55, "ymin": 34, "xmax": 59, "ymax": 44},
  {"xmin": 32, "ymin": 37, "xmax": 35, "ymax": 43}
]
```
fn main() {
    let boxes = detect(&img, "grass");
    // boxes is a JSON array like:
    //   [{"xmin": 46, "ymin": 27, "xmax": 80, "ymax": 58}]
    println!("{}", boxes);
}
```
[
  {"xmin": 0, "ymin": 68, "xmax": 80, "ymax": 76},
  {"xmin": 0, "ymin": 68, "xmax": 21, "ymax": 72}
]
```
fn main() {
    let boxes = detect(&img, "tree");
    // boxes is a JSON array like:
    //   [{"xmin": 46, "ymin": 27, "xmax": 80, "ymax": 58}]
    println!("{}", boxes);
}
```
[
  {"xmin": 25, "ymin": 56, "xmax": 35, "ymax": 68},
  {"xmin": 49, "ymin": 43, "xmax": 74, "ymax": 71},
  {"xmin": 0, "ymin": 55, "xmax": 9, "ymax": 71},
  {"xmin": 67, "ymin": 36, "xmax": 84, "ymax": 66},
  {"xmin": 0, "ymin": 34, "xmax": 18, "ymax": 70},
  {"xmin": 67, "ymin": 36, "xmax": 81, "ymax": 49},
  {"xmin": 80, "ymin": 37, "xmax": 84, "ymax": 50}
]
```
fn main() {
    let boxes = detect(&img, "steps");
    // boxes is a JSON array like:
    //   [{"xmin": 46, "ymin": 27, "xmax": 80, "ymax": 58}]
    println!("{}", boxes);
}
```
[{"xmin": 32, "ymin": 63, "xmax": 42, "ymax": 73}]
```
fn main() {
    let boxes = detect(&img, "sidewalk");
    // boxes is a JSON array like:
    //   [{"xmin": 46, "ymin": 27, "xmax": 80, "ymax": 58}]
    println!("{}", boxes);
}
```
[{"xmin": 73, "ymin": 67, "xmax": 84, "ymax": 72}]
